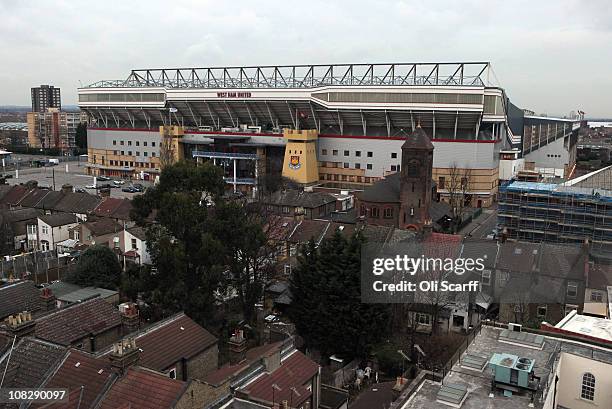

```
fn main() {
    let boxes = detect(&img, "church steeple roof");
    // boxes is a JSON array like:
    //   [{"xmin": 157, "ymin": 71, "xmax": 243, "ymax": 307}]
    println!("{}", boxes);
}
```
[{"xmin": 402, "ymin": 125, "xmax": 434, "ymax": 150}]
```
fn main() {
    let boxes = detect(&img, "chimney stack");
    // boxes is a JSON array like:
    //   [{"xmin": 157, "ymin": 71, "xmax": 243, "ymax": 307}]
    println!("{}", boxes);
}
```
[
  {"xmin": 282, "ymin": 400, "xmax": 289, "ymax": 409},
  {"xmin": 422, "ymin": 218, "xmax": 433, "ymax": 237},
  {"xmin": 6, "ymin": 311, "xmax": 36, "ymax": 338},
  {"xmin": 40, "ymin": 288, "xmax": 56, "ymax": 311},
  {"xmin": 228, "ymin": 329, "xmax": 247, "ymax": 365},
  {"xmin": 109, "ymin": 337, "xmax": 140, "ymax": 375},
  {"xmin": 120, "ymin": 302, "xmax": 140, "ymax": 335},
  {"xmin": 61, "ymin": 184, "xmax": 73, "ymax": 194}
]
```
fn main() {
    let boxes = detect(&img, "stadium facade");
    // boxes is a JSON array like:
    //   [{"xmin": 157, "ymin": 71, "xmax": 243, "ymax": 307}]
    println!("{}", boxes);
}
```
[{"xmin": 78, "ymin": 62, "xmax": 578, "ymax": 206}]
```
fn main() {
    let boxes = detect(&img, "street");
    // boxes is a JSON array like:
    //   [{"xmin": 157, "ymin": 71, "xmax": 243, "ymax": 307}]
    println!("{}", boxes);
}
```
[{"xmin": 5, "ymin": 162, "xmax": 151, "ymax": 199}]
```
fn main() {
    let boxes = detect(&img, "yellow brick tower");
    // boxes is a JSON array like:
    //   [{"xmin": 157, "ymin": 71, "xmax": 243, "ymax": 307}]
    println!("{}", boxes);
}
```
[
  {"xmin": 282, "ymin": 129, "xmax": 319, "ymax": 185},
  {"xmin": 159, "ymin": 125, "xmax": 185, "ymax": 168}
]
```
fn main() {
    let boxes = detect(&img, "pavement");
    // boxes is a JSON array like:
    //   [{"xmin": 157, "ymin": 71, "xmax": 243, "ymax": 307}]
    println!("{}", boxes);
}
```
[
  {"xmin": 5, "ymin": 164, "xmax": 151, "ymax": 199},
  {"xmin": 458, "ymin": 206, "xmax": 498, "ymax": 239}
]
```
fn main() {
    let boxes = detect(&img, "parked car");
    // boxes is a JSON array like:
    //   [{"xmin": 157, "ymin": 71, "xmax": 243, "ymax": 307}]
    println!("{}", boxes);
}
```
[
  {"xmin": 122, "ymin": 186, "xmax": 137, "ymax": 193},
  {"xmin": 113, "ymin": 180, "xmax": 125, "ymax": 185},
  {"xmin": 85, "ymin": 184, "xmax": 96, "ymax": 189},
  {"xmin": 96, "ymin": 176, "xmax": 111, "ymax": 181},
  {"xmin": 132, "ymin": 183, "xmax": 145, "ymax": 192},
  {"xmin": 74, "ymin": 187, "xmax": 86, "ymax": 193}
]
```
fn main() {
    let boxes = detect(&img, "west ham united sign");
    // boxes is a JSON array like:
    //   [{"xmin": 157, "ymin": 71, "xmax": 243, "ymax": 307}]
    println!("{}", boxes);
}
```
[{"xmin": 289, "ymin": 155, "xmax": 301, "ymax": 170}]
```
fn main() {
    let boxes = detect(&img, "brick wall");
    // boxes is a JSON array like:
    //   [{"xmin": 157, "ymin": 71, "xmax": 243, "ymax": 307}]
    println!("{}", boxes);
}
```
[{"xmin": 175, "ymin": 379, "xmax": 230, "ymax": 409}]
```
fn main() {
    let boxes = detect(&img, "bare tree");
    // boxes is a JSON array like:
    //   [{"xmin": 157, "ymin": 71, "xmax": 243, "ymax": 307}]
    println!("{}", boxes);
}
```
[
  {"xmin": 446, "ymin": 163, "xmax": 473, "ymax": 232},
  {"xmin": 159, "ymin": 137, "xmax": 177, "ymax": 169}
]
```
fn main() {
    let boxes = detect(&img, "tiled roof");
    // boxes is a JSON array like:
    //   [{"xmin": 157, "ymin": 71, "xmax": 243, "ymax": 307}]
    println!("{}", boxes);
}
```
[
  {"xmin": 41, "ymin": 350, "xmax": 114, "ymax": 409},
  {"xmin": 401, "ymin": 126, "xmax": 434, "ymax": 150},
  {"xmin": 240, "ymin": 350, "xmax": 319, "ymax": 407},
  {"xmin": 0, "ymin": 280, "xmax": 41, "ymax": 319},
  {"xmin": 126, "ymin": 226, "xmax": 147, "ymax": 241},
  {"xmin": 53, "ymin": 192, "xmax": 101, "ymax": 214},
  {"xmin": 288, "ymin": 219, "xmax": 331, "ymax": 244},
  {"xmin": 84, "ymin": 218, "xmax": 123, "ymax": 237},
  {"xmin": 0, "ymin": 184, "xmax": 13, "ymax": 201},
  {"xmin": 0, "ymin": 337, "xmax": 66, "ymax": 388},
  {"xmin": 97, "ymin": 367, "xmax": 186, "ymax": 409},
  {"xmin": 0, "ymin": 185, "xmax": 29, "ymax": 206},
  {"xmin": 34, "ymin": 190, "xmax": 64, "ymax": 210},
  {"xmin": 202, "ymin": 342, "xmax": 282, "ymax": 386},
  {"xmin": 127, "ymin": 313, "xmax": 217, "ymax": 372},
  {"xmin": 39, "ymin": 212, "xmax": 78, "ymax": 227},
  {"xmin": 357, "ymin": 173, "xmax": 401, "ymax": 203},
  {"xmin": 94, "ymin": 198, "xmax": 133, "ymax": 220},
  {"xmin": 35, "ymin": 298, "xmax": 122, "ymax": 346},
  {"xmin": 265, "ymin": 190, "xmax": 336, "ymax": 209},
  {"xmin": 18, "ymin": 188, "xmax": 52, "ymax": 208},
  {"xmin": 0, "ymin": 207, "xmax": 42, "ymax": 222}
]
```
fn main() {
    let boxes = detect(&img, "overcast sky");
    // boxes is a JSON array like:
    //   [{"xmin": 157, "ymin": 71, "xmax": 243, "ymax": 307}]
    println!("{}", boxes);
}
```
[{"xmin": 1, "ymin": 0, "xmax": 610, "ymax": 117}]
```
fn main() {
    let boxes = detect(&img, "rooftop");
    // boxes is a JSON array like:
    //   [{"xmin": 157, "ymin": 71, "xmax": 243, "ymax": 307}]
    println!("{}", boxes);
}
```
[
  {"xmin": 41, "ymin": 349, "xmax": 114, "ymax": 409},
  {"xmin": 239, "ymin": 350, "xmax": 319, "ymax": 407},
  {"xmin": 39, "ymin": 212, "xmax": 78, "ymax": 227},
  {"xmin": 0, "ymin": 337, "xmax": 66, "ymax": 389},
  {"xmin": 103, "ymin": 312, "xmax": 217, "ymax": 372},
  {"xmin": 82, "ymin": 62, "xmax": 494, "ymax": 89},
  {"xmin": 35, "ymin": 298, "xmax": 122, "ymax": 346},
  {"xmin": 0, "ymin": 280, "xmax": 41, "ymax": 319},
  {"xmin": 265, "ymin": 189, "xmax": 336, "ymax": 209},
  {"xmin": 548, "ymin": 310, "xmax": 612, "ymax": 345},
  {"xmin": 97, "ymin": 367, "xmax": 186, "ymax": 409},
  {"xmin": 400, "ymin": 326, "xmax": 558, "ymax": 409}
]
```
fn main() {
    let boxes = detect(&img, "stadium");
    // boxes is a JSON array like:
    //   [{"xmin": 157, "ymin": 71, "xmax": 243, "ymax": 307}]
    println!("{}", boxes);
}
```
[{"xmin": 78, "ymin": 62, "xmax": 578, "ymax": 206}]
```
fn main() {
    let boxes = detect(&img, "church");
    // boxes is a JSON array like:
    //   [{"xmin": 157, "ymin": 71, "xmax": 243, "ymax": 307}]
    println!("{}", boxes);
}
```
[{"xmin": 356, "ymin": 125, "xmax": 450, "ymax": 231}]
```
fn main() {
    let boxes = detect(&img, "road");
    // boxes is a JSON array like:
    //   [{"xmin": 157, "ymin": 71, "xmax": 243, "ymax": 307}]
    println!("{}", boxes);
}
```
[
  {"xmin": 459, "ymin": 207, "xmax": 499, "ymax": 239},
  {"xmin": 5, "ymin": 164, "xmax": 151, "ymax": 199}
]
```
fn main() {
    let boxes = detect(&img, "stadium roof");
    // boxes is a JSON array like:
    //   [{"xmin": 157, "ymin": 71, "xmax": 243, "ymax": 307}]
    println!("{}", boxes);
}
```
[{"xmin": 83, "ymin": 62, "xmax": 494, "ymax": 89}]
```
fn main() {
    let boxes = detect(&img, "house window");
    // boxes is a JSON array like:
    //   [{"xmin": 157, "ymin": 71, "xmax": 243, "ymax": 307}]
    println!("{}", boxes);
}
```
[
  {"xmin": 131, "ymin": 238, "xmax": 137, "ymax": 249},
  {"xmin": 355, "ymin": 163, "xmax": 361, "ymax": 169},
  {"xmin": 128, "ymin": 141, "xmax": 132, "ymax": 146},
  {"xmin": 360, "ymin": 204, "xmax": 366, "ymax": 216},
  {"xmin": 591, "ymin": 291, "xmax": 603, "ymax": 302},
  {"xmin": 367, "ymin": 151, "xmax": 373, "ymax": 157},
  {"xmin": 282, "ymin": 206, "xmax": 291, "ymax": 214},
  {"xmin": 152, "ymin": 152, "xmax": 156, "ymax": 157},
  {"xmin": 581, "ymin": 372, "xmax": 595, "ymax": 401},
  {"xmin": 152, "ymin": 142, "xmax": 156, "ymax": 147},
  {"xmin": 332, "ymin": 150, "xmax": 338, "ymax": 156},
  {"xmin": 391, "ymin": 152, "xmax": 397, "ymax": 159},
  {"xmin": 567, "ymin": 282, "xmax": 578, "ymax": 298},
  {"xmin": 537, "ymin": 305, "xmax": 547, "ymax": 318},
  {"xmin": 135, "ymin": 151, "xmax": 140, "ymax": 156},
  {"xmin": 384, "ymin": 208, "xmax": 393, "ymax": 219},
  {"xmin": 416, "ymin": 313, "xmax": 431, "ymax": 325},
  {"xmin": 343, "ymin": 162, "xmax": 349, "ymax": 168},
  {"xmin": 439, "ymin": 177, "xmax": 445, "ymax": 189},
  {"xmin": 344, "ymin": 150, "xmax": 349, "ymax": 156},
  {"xmin": 371, "ymin": 207, "xmax": 380, "ymax": 218},
  {"xmin": 355, "ymin": 151, "xmax": 361, "ymax": 157},
  {"xmin": 41, "ymin": 240, "xmax": 50, "ymax": 251},
  {"xmin": 391, "ymin": 165, "xmax": 397, "ymax": 172},
  {"xmin": 168, "ymin": 368, "xmax": 177, "ymax": 379},
  {"xmin": 41, "ymin": 225, "xmax": 49, "ymax": 235},
  {"xmin": 113, "ymin": 140, "xmax": 117, "ymax": 145},
  {"xmin": 481, "ymin": 270, "xmax": 491, "ymax": 286},
  {"xmin": 322, "ymin": 149, "xmax": 327, "ymax": 155},
  {"xmin": 461, "ymin": 177, "xmax": 468, "ymax": 188},
  {"xmin": 136, "ymin": 141, "xmax": 140, "ymax": 146},
  {"xmin": 367, "ymin": 164, "xmax": 372, "ymax": 170},
  {"xmin": 120, "ymin": 141, "xmax": 124, "ymax": 145},
  {"xmin": 74, "ymin": 231, "xmax": 80, "ymax": 241}
]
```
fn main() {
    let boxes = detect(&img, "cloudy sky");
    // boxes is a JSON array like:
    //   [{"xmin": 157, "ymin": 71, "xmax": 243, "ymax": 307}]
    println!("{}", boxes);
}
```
[{"xmin": 1, "ymin": 0, "xmax": 610, "ymax": 117}]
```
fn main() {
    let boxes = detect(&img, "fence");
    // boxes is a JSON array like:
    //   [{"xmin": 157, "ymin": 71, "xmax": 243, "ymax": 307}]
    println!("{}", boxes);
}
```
[
  {"xmin": 435, "ymin": 323, "xmax": 483, "ymax": 382},
  {"xmin": 0, "ymin": 251, "xmax": 77, "ymax": 284}
]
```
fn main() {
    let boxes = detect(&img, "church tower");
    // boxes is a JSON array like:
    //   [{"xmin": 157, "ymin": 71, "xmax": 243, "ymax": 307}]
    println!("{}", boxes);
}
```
[{"xmin": 399, "ymin": 125, "xmax": 434, "ymax": 231}]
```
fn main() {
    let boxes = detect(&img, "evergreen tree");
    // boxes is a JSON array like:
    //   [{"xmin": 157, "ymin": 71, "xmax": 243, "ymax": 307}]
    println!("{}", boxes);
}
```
[
  {"xmin": 289, "ymin": 231, "xmax": 390, "ymax": 359},
  {"xmin": 67, "ymin": 245, "xmax": 121, "ymax": 289}
]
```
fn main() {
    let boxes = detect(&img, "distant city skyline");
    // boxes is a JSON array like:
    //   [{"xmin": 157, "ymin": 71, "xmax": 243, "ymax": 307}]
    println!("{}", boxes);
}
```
[{"xmin": 1, "ymin": 0, "xmax": 611, "ymax": 117}]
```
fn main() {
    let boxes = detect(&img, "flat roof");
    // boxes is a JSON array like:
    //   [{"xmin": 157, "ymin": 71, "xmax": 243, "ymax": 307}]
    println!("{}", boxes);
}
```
[{"xmin": 554, "ymin": 310, "xmax": 612, "ymax": 343}]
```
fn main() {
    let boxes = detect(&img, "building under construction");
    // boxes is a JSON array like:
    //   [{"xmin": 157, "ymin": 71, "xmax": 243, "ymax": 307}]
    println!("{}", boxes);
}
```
[{"xmin": 498, "ymin": 179, "xmax": 612, "ymax": 248}]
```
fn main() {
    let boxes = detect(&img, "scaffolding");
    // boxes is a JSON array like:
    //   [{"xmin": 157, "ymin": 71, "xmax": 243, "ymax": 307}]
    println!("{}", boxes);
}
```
[{"xmin": 498, "ymin": 181, "xmax": 612, "ymax": 248}]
